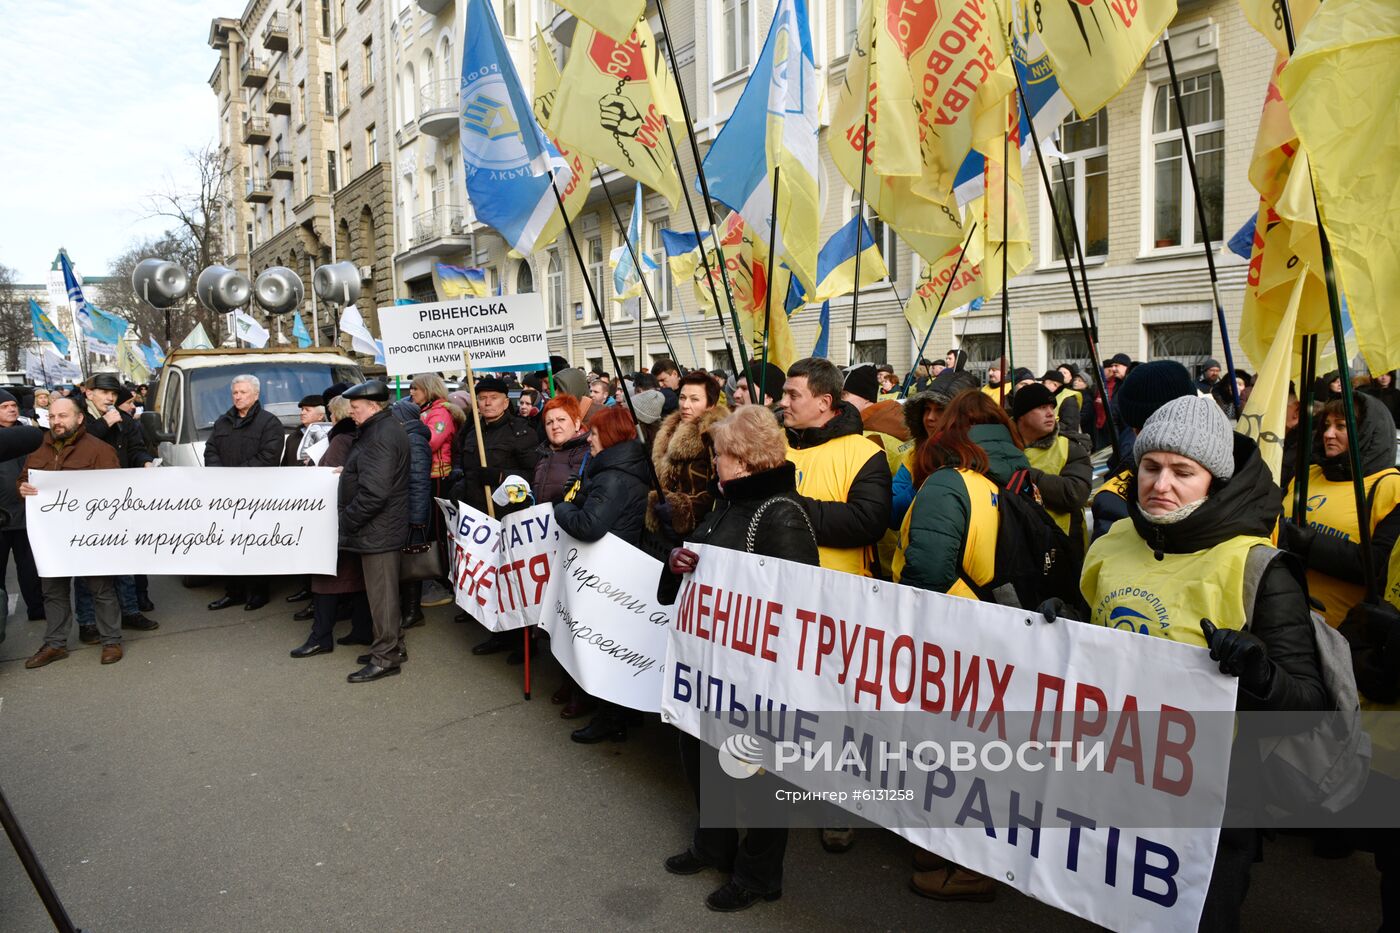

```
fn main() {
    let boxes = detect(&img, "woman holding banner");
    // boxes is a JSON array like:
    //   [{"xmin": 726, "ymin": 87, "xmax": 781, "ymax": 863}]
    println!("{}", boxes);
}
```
[
  {"xmin": 554, "ymin": 405, "xmax": 651, "ymax": 743},
  {"xmin": 659, "ymin": 404, "xmax": 819, "ymax": 913}
]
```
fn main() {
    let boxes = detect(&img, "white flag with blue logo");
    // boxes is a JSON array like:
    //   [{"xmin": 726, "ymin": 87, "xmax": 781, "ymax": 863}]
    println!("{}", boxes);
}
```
[{"xmin": 610, "ymin": 182, "xmax": 659, "ymax": 313}]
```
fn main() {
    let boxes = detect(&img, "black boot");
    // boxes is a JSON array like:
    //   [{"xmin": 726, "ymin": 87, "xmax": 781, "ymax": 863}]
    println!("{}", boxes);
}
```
[
  {"xmin": 400, "ymin": 581, "xmax": 424, "ymax": 629},
  {"xmin": 571, "ymin": 705, "xmax": 626, "ymax": 744}
]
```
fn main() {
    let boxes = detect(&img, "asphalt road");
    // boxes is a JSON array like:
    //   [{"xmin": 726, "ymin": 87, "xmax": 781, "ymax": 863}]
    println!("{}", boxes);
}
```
[{"xmin": 0, "ymin": 573, "xmax": 1384, "ymax": 932}]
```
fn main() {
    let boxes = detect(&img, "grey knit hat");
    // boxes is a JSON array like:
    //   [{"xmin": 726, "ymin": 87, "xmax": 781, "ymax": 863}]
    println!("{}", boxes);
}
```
[
  {"xmin": 1133, "ymin": 395, "xmax": 1235, "ymax": 480},
  {"xmin": 629, "ymin": 389, "xmax": 666, "ymax": 425}
]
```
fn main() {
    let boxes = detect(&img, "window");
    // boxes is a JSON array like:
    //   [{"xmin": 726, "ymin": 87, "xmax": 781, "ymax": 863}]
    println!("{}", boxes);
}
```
[
  {"xmin": 710, "ymin": 350, "xmax": 732, "ymax": 371},
  {"xmin": 246, "ymin": 221, "xmax": 255, "ymax": 254},
  {"xmin": 957, "ymin": 333, "xmax": 1005, "ymax": 383},
  {"xmin": 404, "ymin": 63, "xmax": 417, "ymax": 118},
  {"xmin": 297, "ymin": 79, "xmax": 307, "ymax": 124},
  {"xmin": 326, "ymin": 149, "xmax": 338, "ymax": 191},
  {"xmin": 294, "ymin": 5, "xmax": 304, "ymax": 47},
  {"xmin": 1046, "ymin": 328, "xmax": 1091, "ymax": 375},
  {"xmin": 337, "ymin": 0, "xmax": 347, "ymax": 32},
  {"xmin": 301, "ymin": 156, "xmax": 309, "ymax": 199},
  {"xmin": 1151, "ymin": 70, "xmax": 1224, "ymax": 249},
  {"xmin": 1049, "ymin": 110, "xmax": 1108, "ymax": 261},
  {"xmin": 338, "ymin": 63, "xmax": 350, "ymax": 110},
  {"xmin": 503, "ymin": 0, "xmax": 519, "ymax": 37},
  {"xmin": 516, "ymin": 259, "xmax": 534, "ymax": 293},
  {"xmin": 343, "ymin": 142, "xmax": 353, "ymax": 179},
  {"xmin": 849, "ymin": 189, "xmax": 896, "ymax": 284},
  {"xmin": 1147, "ymin": 322, "xmax": 1212, "ymax": 371},
  {"xmin": 323, "ymin": 71, "xmax": 335, "ymax": 115},
  {"xmin": 719, "ymin": 0, "xmax": 753, "ymax": 76},
  {"xmin": 650, "ymin": 225, "xmax": 671, "ymax": 317},
  {"xmin": 546, "ymin": 250, "xmax": 565, "ymax": 328},
  {"xmin": 363, "ymin": 36, "xmax": 375, "ymax": 87},
  {"xmin": 320, "ymin": 0, "xmax": 332, "ymax": 36},
  {"xmin": 366, "ymin": 124, "xmax": 377, "ymax": 165},
  {"xmin": 853, "ymin": 340, "xmax": 886, "ymax": 365},
  {"xmin": 587, "ymin": 235, "xmax": 604, "ymax": 320},
  {"xmin": 838, "ymin": 0, "xmax": 859, "ymax": 56}
]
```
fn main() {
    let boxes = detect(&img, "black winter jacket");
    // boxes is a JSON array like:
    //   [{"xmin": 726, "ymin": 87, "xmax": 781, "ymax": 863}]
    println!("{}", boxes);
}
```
[
  {"xmin": 1126, "ymin": 434, "xmax": 1327, "ymax": 713},
  {"xmin": 657, "ymin": 462, "xmax": 820, "ymax": 604},
  {"xmin": 450, "ymin": 412, "xmax": 541, "ymax": 516},
  {"xmin": 554, "ymin": 439, "xmax": 650, "ymax": 547},
  {"xmin": 339, "ymin": 409, "xmax": 410, "ymax": 553},
  {"xmin": 85, "ymin": 409, "xmax": 153, "ymax": 469},
  {"xmin": 533, "ymin": 432, "xmax": 590, "ymax": 504},
  {"xmin": 391, "ymin": 400, "xmax": 433, "ymax": 527},
  {"xmin": 783, "ymin": 402, "xmax": 892, "ymax": 552},
  {"xmin": 204, "ymin": 401, "xmax": 285, "ymax": 467}
]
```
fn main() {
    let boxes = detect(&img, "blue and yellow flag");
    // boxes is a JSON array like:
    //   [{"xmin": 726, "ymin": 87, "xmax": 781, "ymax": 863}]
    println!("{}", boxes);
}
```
[
  {"xmin": 812, "ymin": 300, "xmax": 831, "ymax": 358},
  {"xmin": 610, "ymin": 182, "xmax": 659, "ymax": 309},
  {"xmin": 434, "ymin": 262, "xmax": 489, "ymax": 299},
  {"xmin": 29, "ymin": 298, "xmax": 69, "ymax": 356},
  {"xmin": 813, "ymin": 214, "xmax": 887, "ymax": 301}
]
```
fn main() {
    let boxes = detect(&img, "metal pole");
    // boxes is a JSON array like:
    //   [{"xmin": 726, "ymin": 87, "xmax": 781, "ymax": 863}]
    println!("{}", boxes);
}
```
[
  {"xmin": 597, "ymin": 172, "xmax": 682, "ymax": 367},
  {"xmin": 848, "ymin": 112, "xmax": 871, "ymax": 365}
]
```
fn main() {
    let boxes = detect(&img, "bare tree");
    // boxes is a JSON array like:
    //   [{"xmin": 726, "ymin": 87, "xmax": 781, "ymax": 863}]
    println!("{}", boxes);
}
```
[
  {"xmin": 0, "ymin": 262, "xmax": 30, "ymax": 371},
  {"xmin": 106, "ymin": 231, "xmax": 222, "ymax": 350},
  {"xmin": 144, "ymin": 143, "xmax": 229, "ymax": 276}
]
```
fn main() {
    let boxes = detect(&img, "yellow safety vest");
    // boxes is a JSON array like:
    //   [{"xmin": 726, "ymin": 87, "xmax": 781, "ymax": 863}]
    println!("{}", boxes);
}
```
[
  {"xmin": 981, "ymin": 385, "xmax": 1007, "ymax": 405},
  {"xmin": 787, "ymin": 432, "xmax": 885, "ymax": 577},
  {"xmin": 1093, "ymin": 465, "xmax": 1133, "ymax": 504},
  {"xmin": 1081, "ymin": 521, "xmax": 1272, "ymax": 648},
  {"xmin": 865, "ymin": 429, "xmax": 916, "ymax": 579},
  {"xmin": 1284, "ymin": 466, "xmax": 1400, "ymax": 627},
  {"xmin": 893, "ymin": 469, "xmax": 1000, "ymax": 600},
  {"xmin": 1055, "ymin": 388, "xmax": 1083, "ymax": 422},
  {"xmin": 1024, "ymin": 435, "xmax": 1072, "ymax": 535}
]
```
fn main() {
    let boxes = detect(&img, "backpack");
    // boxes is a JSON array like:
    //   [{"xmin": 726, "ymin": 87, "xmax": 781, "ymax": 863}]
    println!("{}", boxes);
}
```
[
  {"xmin": 1242, "ymin": 545, "xmax": 1372, "ymax": 816},
  {"xmin": 957, "ymin": 468, "xmax": 1084, "ymax": 610}
]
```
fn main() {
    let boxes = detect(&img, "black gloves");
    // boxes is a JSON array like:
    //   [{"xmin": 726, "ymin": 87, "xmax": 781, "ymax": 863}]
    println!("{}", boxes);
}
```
[
  {"xmin": 1036, "ymin": 597, "xmax": 1081, "ymax": 624},
  {"xmin": 1200, "ymin": 619, "xmax": 1274, "ymax": 695},
  {"xmin": 653, "ymin": 498, "xmax": 675, "ymax": 528},
  {"xmin": 1340, "ymin": 600, "xmax": 1400, "ymax": 704},
  {"xmin": 1279, "ymin": 521, "xmax": 1317, "ymax": 559},
  {"xmin": 479, "ymin": 466, "xmax": 507, "ymax": 488}
]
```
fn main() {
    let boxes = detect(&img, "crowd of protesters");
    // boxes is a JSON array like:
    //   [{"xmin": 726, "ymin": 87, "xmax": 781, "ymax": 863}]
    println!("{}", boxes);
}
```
[{"xmin": 3, "ymin": 348, "xmax": 1399, "ymax": 925}]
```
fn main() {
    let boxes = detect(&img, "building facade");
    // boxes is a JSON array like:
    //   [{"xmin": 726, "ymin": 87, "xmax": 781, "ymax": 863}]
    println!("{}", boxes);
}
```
[
  {"xmin": 378, "ymin": 0, "xmax": 1268, "ymax": 381},
  {"xmin": 210, "ymin": 0, "xmax": 399, "ymax": 350}
]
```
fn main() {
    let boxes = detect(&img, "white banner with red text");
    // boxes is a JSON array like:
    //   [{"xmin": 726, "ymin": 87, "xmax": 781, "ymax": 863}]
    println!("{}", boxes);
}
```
[
  {"xmin": 661, "ymin": 545, "xmax": 1239, "ymax": 933},
  {"xmin": 436, "ymin": 498, "xmax": 557, "ymax": 632},
  {"xmin": 25, "ymin": 467, "xmax": 340, "ymax": 576}
]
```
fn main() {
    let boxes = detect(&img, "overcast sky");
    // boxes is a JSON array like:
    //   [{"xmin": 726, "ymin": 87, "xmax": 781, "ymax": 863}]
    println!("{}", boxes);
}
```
[{"xmin": 0, "ymin": 0, "xmax": 229, "ymax": 284}]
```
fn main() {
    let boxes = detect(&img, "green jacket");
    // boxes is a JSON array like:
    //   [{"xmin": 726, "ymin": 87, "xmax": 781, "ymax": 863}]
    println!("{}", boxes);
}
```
[{"xmin": 900, "ymin": 424, "xmax": 1029, "ymax": 594}]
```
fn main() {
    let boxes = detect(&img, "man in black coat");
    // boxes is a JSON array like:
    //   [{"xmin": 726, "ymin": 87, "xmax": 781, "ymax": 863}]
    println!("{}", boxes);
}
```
[
  {"xmin": 82, "ymin": 372, "xmax": 154, "ymax": 469},
  {"xmin": 449, "ymin": 376, "xmax": 540, "ymax": 517},
  {"xmin": 205, "ymin": 373, "xmax": 287, "ymax": 611},
  {"xmin": 340, "ymin": 380, "xmax": 411, "ymax": 683}
]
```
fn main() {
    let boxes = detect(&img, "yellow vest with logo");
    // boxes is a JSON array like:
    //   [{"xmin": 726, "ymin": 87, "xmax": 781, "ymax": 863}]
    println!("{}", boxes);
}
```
[
  {"xmin": 1055, "ymin": 388, "xmax": 1083, "ymax": 420},
  {"xmin": 1081, "ymin": 520, "xmax": 1272, "ymax": 648},
  {"xmin": 892, "ymin": 469, "xmax": 1000, "ymax": 600},
  {"xmin": 1284, "ymin": 466, "xmax": 1400, "ymax": 627},
  {"xmin": 1024, "ymin": 435, "xmax": 1072, "ymax": 535},
  {"xmin": 1093, "ymin": 465, "xmax": 1133, "ymax": 505},
  {"xmin": 787, "ymin": 432, "xmax": 884, "ymax": 577}
]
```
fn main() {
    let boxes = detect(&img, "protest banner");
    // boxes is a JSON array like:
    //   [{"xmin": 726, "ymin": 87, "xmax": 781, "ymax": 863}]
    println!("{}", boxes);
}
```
[
  {"xmin": 661, "ymin": 545, "xmax": 1239, "ymax": 933},
  {"xmin": 538, "ymin": 531, "xmax": 670, "ymax": 713},
  {"xmin": 436, "ymin": 498, "xmax": 557, "ymax": 632},
  {"xmin": 25, "ymin": 467, "xmax": 340, "ymax": 576},
  {"xmin": 376, "ymin": 295, "xmax": 549, "ymax": 376}
]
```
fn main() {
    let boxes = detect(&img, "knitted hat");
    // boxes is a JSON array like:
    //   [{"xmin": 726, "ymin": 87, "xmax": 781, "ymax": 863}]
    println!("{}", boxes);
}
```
[
  {"xmin": 1108, "ymin": 353, "xmax": 1132, "ymax": 368},
  {"xmin": 553, "ymin": 367, "xmax": 588, "ymax": 398},
  {"xmin": 323, "ymin": 382, "xmax": 351, "ymax": 403},
  {"xmin": 843, "ymin": 365, "xmax": 880, "ymax": 404},
  {"xmin": 742, "ymin": 361, "xmax": 787, "ymax": 399},
  {"xmin": 0, "ymin": 388, "xmax": 15, "ymax": 406},
  {"xmin": 1040, "ymin": 369, "xmax": 1066, "ymax": 386},
  {"xmin": 1202, "ymin": 358, "xmax": 1222, "ymax": 371},
  {"xmin": 1011, "ymin": 383, "xmax": 1056, "ymax": 421},
  {"xmin": 1115, "ymin": 360, "xmax": 1198, "ymax": 431},
  {"xmin": 927, "ymin": 369, "xmax": 980, "ymax": 405},
  {"xmin": 1011, "ymin": 367, "xmax": 1036, "ymax": 384},
  {"xmin": 630, "ymin": 389, "xmax": 666, "ymax": 425},
  {"xmin": 1134, "ymin": 395, "xmax": 1235, "ymax": 480}
]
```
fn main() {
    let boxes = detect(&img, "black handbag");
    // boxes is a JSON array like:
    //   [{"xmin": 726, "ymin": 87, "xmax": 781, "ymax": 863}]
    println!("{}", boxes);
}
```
[{"xmin": 400, "ymin": 525, "xmax": 444, "ymax": 582}]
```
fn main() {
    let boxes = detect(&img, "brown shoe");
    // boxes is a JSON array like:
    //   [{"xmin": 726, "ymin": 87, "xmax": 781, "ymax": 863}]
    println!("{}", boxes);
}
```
[
  {"xmin": 910, "ymin": 866, "xmax": 996, "ymax": 902},
  {"xmin": 25, "ymin": 646, "xmax": 68, "ymax": 669},
  {"xmin": 560, "ymin": 696, "xmax": 597, "ymax": 719},
  {"xmin": 912, "ymin": 848, "xmax": 948, "ymax": 872},
  {"xmin": 100, "ymin": 644, "xmax": 124, "ymax": 665}
]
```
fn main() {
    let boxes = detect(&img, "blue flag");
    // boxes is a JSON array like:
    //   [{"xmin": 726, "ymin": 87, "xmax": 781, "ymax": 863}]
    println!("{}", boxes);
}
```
[
  {"xmin": 57, "ymin": 250, "xmax": 91, "ymax": 333},
  {"xmin": 29, "ymin": 299, "xmax": 69, "ymax": 356},
  {"xmin": 1228, "ymin": 213, "xmax": 1257, "ymax": 261},
  {"xmin": 812, "ymin": 301, "xmax": 830, "ymax": 358},
  {"xmin": 85, "ymin": 304, "xmax": 129, "ymax": 345},
  {"xmin": 139, "ymin": 336, "xmax": 164, "ymax": 371},
  {"xmin": 460, "ymin": 0, "xmax": 564, "ymax": 254},
  {"xmin": 291, "ymin": 310, "xmax": 312, "ymax": 348}
]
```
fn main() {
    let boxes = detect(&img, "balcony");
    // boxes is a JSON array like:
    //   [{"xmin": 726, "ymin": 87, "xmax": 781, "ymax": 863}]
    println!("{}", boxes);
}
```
[
  {"xmin": 416, "ymin": 0, "xmax": 451, "ymax": 13},
  {"xmin": 242, "ymin": 114, "xmax": 271, "ymax": 144},
  {"xmin": 418, "ymin": 79, "xmax": 458, "ymax": 138},
  {"xmin": 269, "ymin": 151, "xmax": 294, "ymax": 179},
  {"xmin": 266, "ymin": 81, "xmax": 292, "ymax": 115},
  {"xmin": 408, "ymin": 206, "xmax": 471, "ymax": 254},
  {"xmin": 262, "ymin": 13, "xmax": 288, "ymax": 51},
  {"xmin": 242, "ymin": 55, "xmax": 269, "ymax": 88},
  {"xmin": 245, "ymin": 173, "xmax": 272, "ymax": 202}
]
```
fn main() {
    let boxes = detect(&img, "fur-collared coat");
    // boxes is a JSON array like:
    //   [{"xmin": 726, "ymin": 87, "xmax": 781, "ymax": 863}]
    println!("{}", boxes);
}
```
[{"xmin": 645, "ymin": 406, "xmax": 725, "ymax": 537}]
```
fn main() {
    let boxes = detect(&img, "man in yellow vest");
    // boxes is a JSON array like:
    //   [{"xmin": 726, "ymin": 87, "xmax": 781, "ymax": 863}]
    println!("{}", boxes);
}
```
[
  {"xmin": 980, "ymin": 365, "xmax": 1006, "ymax": 403},
  {"xmin": 779, "ymin": 358, "xmax": 891, "ymax": 578},
  {"xmin": 1011, "ymin": 383, "xmax": 1091, "ymax": 552},
  {"xmin": 1041, "ymin": 369, "xmax": 1083, "ymax": 434}
]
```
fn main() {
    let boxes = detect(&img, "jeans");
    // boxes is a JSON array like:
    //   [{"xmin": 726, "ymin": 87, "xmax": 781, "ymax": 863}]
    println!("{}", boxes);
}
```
[
  {"xmin": 76, "ymin": 574, "xmax": 138, "ymax": 625},
  {"xmin": 43, "ymin": 576, "xmax": 121, "ymax": 648}
]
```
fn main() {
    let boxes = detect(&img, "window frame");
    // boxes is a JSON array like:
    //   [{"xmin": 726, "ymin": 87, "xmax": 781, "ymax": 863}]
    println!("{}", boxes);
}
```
[
  {"xmin": 714, "ymin": 0, "xmax": 755, "ymax": 82},
  {"xmin": 1044, "ymin": 109, "xmax": 1109, "ymax": 266},
  {"xmin": 1147, "ymin": 69, "xmax": 1225, "ymax": 253},
  {"xmin": 847, "ymin": 188, "xmax": 896, "ymax": 286}
]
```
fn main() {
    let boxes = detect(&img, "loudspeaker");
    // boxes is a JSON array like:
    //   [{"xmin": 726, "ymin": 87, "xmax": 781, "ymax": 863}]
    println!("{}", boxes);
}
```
[
  {"xmin": 312, "ymin": 261, "xmax": 361, "ymax": 305},
  {"xmin": 254, "ymin": 266, "xmax": 305, "ymax": 314},
  {"xmin": 131, "ymin": 259, "xmax": 189, "ymax": 309},
  {"xmin": 195, "ymin": 266, "xmax": 252, "ymax": 313}
]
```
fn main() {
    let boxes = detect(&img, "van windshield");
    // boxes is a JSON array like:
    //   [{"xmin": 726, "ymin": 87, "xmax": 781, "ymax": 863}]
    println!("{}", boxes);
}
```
[{"xmin": 189, "ymin": 362, "xmax": 361, "ymax": 436}]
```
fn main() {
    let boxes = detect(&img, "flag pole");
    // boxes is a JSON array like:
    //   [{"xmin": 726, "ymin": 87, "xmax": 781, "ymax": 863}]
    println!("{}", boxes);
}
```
[
  {"xmin": 550, "ymin": 175, "xmax": 666, "ymax": 498},
  {"xmin": 848, "ymin": 112, "xmax": 871, "ymax": 366},
  {"xmin": 899, "ymin": 222, "xmax": 978, "ymax": 399},
  {"xmin": 759, "ymin": 166, "xmax": 781, "ymax": 401},
  {"xmin": 1010, "ymin": 40, "xmax": 1123, "ymax": 461},
  {"xmin": 1276, "ymin": 1, "xmax": 1377, "ymax": 598},
  {"xmin": 997, "ymin": 77, "xmax": 1013, "ymax": 408}
]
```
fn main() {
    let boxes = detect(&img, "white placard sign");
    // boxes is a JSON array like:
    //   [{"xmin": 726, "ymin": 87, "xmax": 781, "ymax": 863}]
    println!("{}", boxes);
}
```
[
  {"xmin": 377, "ymin": 295, "xmax": 549, "ymax": 376},
  {"xmin": 436, "ymin": 498, "xmax": 557, "ymax": 632},
  {"xmin": 26, "ymin": 467, "xmax": 340, "ymax": 576}
]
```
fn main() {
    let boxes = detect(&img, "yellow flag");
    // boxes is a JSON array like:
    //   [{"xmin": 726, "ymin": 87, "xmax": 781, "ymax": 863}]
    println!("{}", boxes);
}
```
[
  {"xmin": 548, "ymin": 19, "xmax": 683, "ymax": 208},
  {"xmin": 702, "ymin": 213, "xmax": 796, "ymax": 370},
  {"xmin": 1035, "ymin": 0, "xmax": 1175, "ymax": 116},
  {"xmin": 907, "ymin": 240, "xmax": 984, "ymax": 335},
  {"xmin": 962, "ymin": 73, "xmax": 1031, "ymax": 301},
  {"xmin": 555, "ymin": 0, "xmax": 645, "ymax": 43},
  {"xmin": 532, "ymin": 29, "xmax": 597, "ymax": 249},
  {"xmin": 1238, "ymin": 267, "xmax": 1305, "ymax": 485},
  {"xmin": 1279, "ymin": 0, "xmax": 1400, "ymax": 373},
  {"xmin": 1236, "ymin": 0, "xmax": 1319, "ymax": 57},
  {"xmin": 829, "ymin": 0, "xmax": 966, "ymax": 264}
]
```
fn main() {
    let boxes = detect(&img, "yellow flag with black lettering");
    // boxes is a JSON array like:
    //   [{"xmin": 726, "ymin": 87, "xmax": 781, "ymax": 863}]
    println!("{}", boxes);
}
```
[
  {"xmin": 548, "ymin": 19, "xmax": 683, "ymax": 208},
  {"xmin": 1035, "ymin": 0, "xmax": 1175, "ymax": 116},
  {"xmin": 907, "ymin": 241, "xmax": 984, "ymax": 335}
]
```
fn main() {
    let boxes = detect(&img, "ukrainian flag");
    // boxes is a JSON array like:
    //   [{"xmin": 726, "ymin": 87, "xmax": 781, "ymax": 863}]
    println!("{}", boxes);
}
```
[
  {"xmin": 813, "ymin": 214, "xmax": 887, "ymax": 301},
  {"xmin": 434, "ymin": 263, "xmax": 489, "ymax": 299}
]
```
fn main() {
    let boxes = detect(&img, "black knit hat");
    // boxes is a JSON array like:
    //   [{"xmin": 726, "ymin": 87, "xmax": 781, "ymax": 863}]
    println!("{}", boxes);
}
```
[
  {"xmin": 0, "ymin": 388, "xmax": 15, "ymax": 406},
  {"xmin": 1114, "ymin": 360, "xmax": 1198, "ymax": 432},
  {"xmin": 1040, "ymin": 369, "xmax": 1066, "ymax": 386},
  {"xmin": 843, "ymin": 365, "xmax": 880, "ymax": 404},
  {"xmin": 1011, "ymin": 383, "xmax": 1057, "ymax": 421},
  {"xmin": 742, "ymin": 361, "xmax": 786, "ymax": 399}
]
